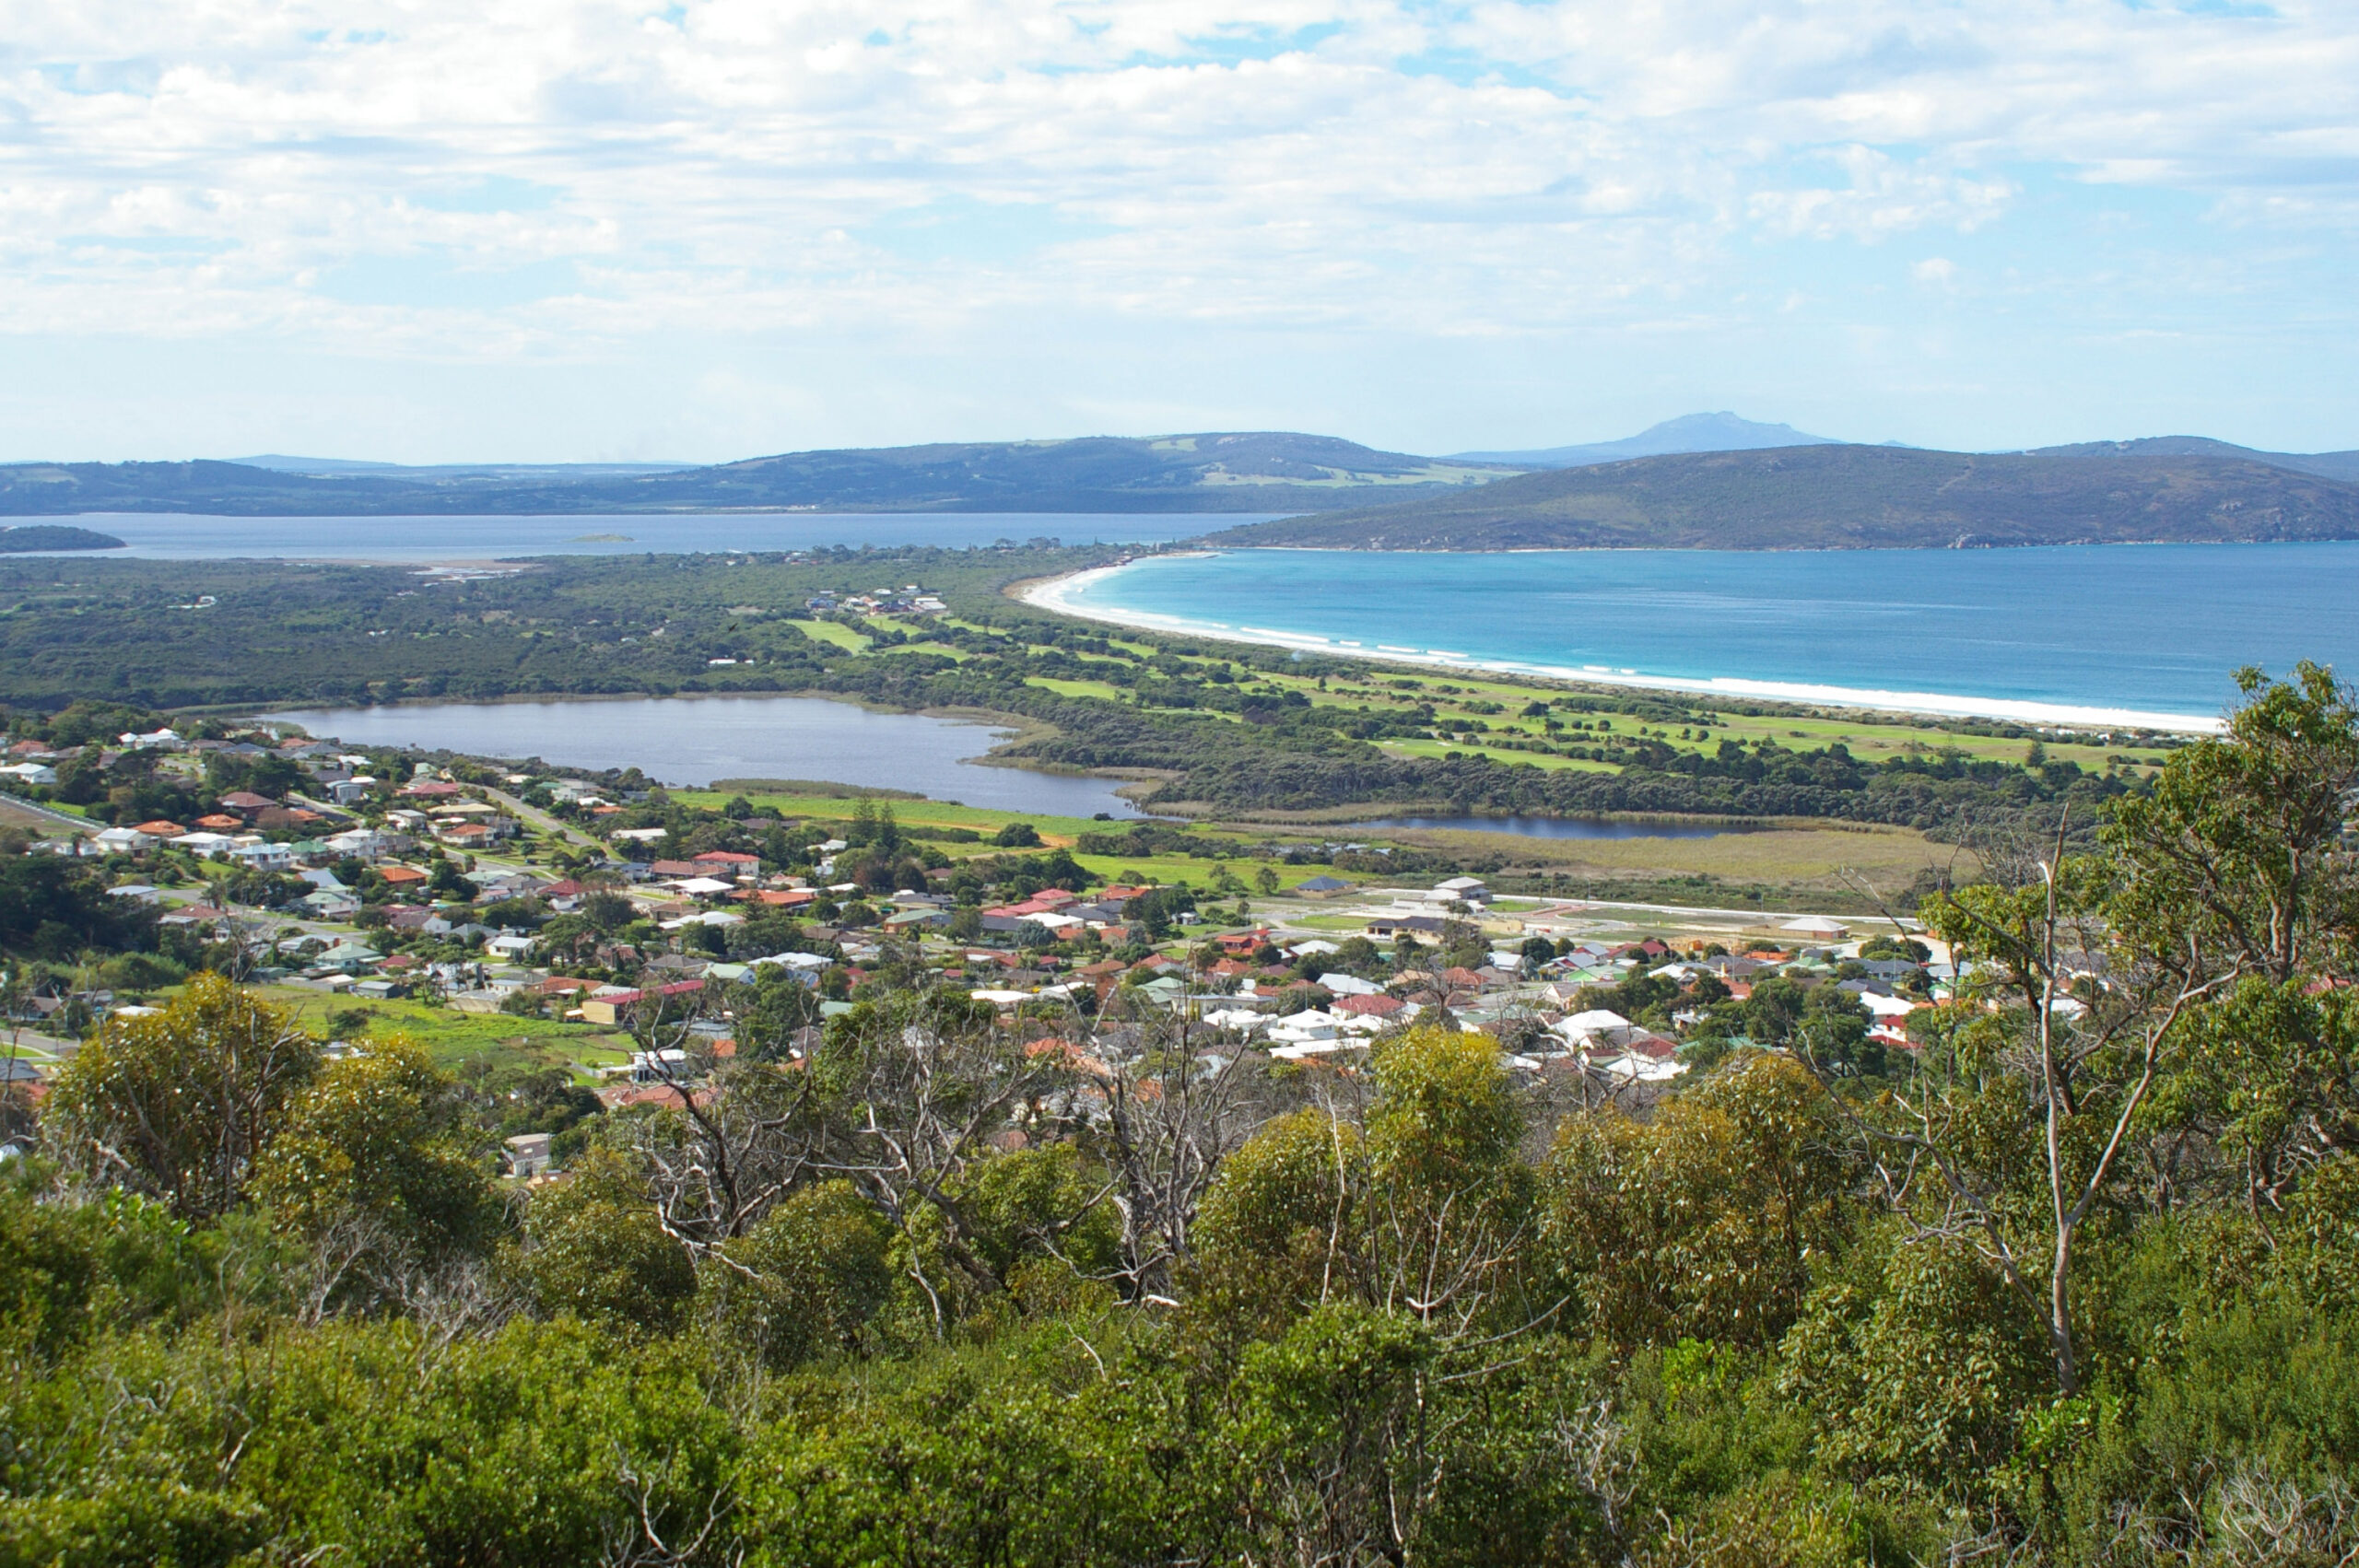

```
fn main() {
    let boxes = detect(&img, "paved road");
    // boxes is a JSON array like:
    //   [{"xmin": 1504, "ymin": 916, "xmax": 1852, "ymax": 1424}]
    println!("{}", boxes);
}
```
[{"xmin": 479, "ymin": 786, "xmax": 604, "ymax": 854}]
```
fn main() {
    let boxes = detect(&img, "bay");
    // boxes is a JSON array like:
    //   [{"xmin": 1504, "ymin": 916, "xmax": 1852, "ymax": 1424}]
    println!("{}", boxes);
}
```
[
  {"xmin": 49, "ymin": 510, "xmax": 1227, "ymax": 561},
  {"xmin": 264, "ymin": 695, "xmax": 1144, "ymax": 819},
  {"xmin": 1036, "ymin": 543, "xmax": 2359, "ymax": 730}
]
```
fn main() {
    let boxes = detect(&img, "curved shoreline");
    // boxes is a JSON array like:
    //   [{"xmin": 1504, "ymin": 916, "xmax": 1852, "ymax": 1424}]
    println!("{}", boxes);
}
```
[{"xmin": 1020, "ymin": 556, "xmax": 2225, "ymax": 735}]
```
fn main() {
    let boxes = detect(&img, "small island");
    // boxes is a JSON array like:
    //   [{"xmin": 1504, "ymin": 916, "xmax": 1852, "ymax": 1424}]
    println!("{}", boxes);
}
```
[{"xmin": 0, "ymin": 523, "xmax": 126, "ymax": 553}]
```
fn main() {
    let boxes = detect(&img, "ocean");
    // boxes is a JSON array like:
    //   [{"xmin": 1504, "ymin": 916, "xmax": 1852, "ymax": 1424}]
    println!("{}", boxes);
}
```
[{"xmin": 1032, "ymin": 543, "xmax": 2359, "ymax": 730}]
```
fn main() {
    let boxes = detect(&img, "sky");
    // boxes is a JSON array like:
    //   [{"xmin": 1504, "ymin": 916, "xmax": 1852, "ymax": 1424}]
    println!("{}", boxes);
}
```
[{"xmin": 2, "ymin": 0, "xmax": 2355, "ymax": 463}]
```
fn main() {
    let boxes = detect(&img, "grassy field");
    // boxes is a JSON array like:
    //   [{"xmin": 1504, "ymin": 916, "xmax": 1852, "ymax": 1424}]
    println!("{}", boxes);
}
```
[
  {"xmin": 1359, "ymin": 821, "xmax": 1973, "ymax": 887},
  {"xmin": 787, "ymin": 618, "xmax": 871, "ymax": 652},
  {"xmin": 672, "ymin": 789, "xmax": 1115, "ymax": 842},
  {"xmin": 250, "ymin": 987, "xmax": 632, "ymax": 1073}
]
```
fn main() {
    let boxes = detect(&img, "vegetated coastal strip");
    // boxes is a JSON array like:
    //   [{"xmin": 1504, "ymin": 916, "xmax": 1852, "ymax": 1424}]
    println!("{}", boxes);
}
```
[
  {"xmin": 1020, "ymin": 563, "xmax": 2224, "ymax": 734},
  {"xmin": 0, "ymin": 523, "xmax": 124, "ymax": 552},
  {"xmin": 1203, "ymin": 444, "xmax": 2359, "ymax": 551},
  {"xmin": 0, "ymin": 546, "xmax": 2184, "ymax": 850}
]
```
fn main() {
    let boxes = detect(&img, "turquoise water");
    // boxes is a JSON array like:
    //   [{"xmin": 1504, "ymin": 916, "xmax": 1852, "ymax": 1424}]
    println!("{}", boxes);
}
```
[{"xmin": 1045, "ymin": 544, "xmax": 2359, "ymax": 728}]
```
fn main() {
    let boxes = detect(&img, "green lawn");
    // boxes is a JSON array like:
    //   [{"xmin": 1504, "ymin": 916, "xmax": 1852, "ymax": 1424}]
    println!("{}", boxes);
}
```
[
  {"xmin": 251, "ymin": 987, "xmax": 628, "ymax": 1073},
  {"xmin": 1026, "ymin": 676, "xmax": 1133, "ymax": 702},
  {"xmin": 788, "ymin": 618, "xmax": 872, "ymax": 652}
]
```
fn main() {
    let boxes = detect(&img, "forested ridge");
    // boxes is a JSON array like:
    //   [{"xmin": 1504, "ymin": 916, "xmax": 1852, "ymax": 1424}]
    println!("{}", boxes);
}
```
[
  {"xmin": 4, "ymin": 665, "xmax": 2359, "ymax": 1563},
  {"xmin": 1212, "ymin": 445, "xmax": 2359, "ymax": 551}
]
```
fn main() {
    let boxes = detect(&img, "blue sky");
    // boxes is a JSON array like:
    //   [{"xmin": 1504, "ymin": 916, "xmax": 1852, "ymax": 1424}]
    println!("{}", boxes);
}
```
[{"xmin": 1, "ymin": 0, "xmax": 2353, "ymax": 462}]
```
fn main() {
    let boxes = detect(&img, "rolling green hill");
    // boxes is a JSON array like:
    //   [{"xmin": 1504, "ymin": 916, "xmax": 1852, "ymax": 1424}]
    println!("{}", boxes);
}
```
[
  {"xmin": 1204, "ymin": 444, "xmax": 2359, "ymax": 551},
  {"xmin": 0, "ymin": 434, "xmax": 1517, "ymax": 517}
]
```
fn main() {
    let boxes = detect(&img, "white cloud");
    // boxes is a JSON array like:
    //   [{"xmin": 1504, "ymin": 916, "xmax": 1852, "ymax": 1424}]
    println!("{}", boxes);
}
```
[{"xmin": 0, "ymin": 0, "xmax": 2353, "ymax": 454}]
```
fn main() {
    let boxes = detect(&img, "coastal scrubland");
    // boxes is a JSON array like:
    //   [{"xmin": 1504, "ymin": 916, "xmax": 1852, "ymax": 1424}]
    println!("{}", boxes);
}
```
[{"xmin": 1, "ymin": 668, "xmax": 2357, "ymax": 1563}]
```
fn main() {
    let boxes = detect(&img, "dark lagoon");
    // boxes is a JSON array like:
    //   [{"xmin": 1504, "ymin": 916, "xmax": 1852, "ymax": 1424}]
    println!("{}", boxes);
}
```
[
  {"xmin": 264, "ymin": 695, "xmax": 1144, "ymax": 818},
  {"xmin": 1349, "ymin": 815, "xmax": 1731, "ymax": 840}
]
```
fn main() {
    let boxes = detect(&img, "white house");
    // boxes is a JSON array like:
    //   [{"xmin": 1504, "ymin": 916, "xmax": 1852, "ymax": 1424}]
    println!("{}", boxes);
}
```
[
  {"xmin": 94, "ymin": 825, "xmax": 155, "ymax": 853},
  {"xmin": 174, "ymin": 831, "xmax": 241, "ymax": 856},
  {"xmin": 230, "ymin": 841, "xmax": 295, "ymax": 872},
  {"xmin": 1554, "ymin": 1008, "xmax": 1638, "ymax": 1049},
  {"xmin": 1779, "ymin": 915, "xmax": 1850, "ymax": 941},
  {"xmin": 0, "ymin": 762, "xmax": 58, "ymax": 786}
]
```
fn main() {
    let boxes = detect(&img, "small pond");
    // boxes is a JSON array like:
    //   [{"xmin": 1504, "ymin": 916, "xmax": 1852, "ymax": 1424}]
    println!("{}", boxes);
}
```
[{"xmin": 1346, "ymin": 815, "xmax": 1731, "ymax": 840}]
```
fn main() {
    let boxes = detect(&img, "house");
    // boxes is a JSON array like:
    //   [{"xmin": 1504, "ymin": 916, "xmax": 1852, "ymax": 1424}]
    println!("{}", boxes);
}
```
[
  {"xmin": 230, "ymin": 841, "xmax": 295, "ymax": 872},
  {"xmin": 0, "ymin": 762, "xmax": 57, "ymax": 786},
  {"xmin": 217, "ymin": 790, "xmax": 277, "ymax": 817},
  {"xmin": 377, "ymin": 865, "xmax": 430, "ymax": 889},
  {"xmin": 174, "ymin": 831, "xmax": 240, "ymax": 855},
  {"xmin": 1432, "ymin": 875, "xmax": 1491, "ymax": 906},
  {"xmin": 692, "ymin": 850, "xmax": 760, "ymax": 870},
  {"xmin": 1293, "ymin": 875, "xmax": 1355, "ymax": 896},
  {"xmin": 577, "ymin": 979, "xmax": 705, "ymax": 1025},
  {"xmin": 1779, "ymin": 916, "xmax": 1850, "ymax": 941},
  {"xmin": 93, "ymin": 826, "xmax": 155, "ymax": 853},
  {"xmin": 1316, "ymin": 972, "xmax": 1385, "ymax": 997},
  {"xmin": 105, "ymin": 883, "xmax": 160, "ymax": 904},
  {"xmin": 1555, "ymin": 1008, "xmax": 1637, "ymax": 1047},
  {"xmin": 130, "ymin": 820, "xmax": 186, "ymax": 839},
  {"xmin": 504, "ymin": 1133, "xmax": 554, "ymax": 1178},
  {"xmin": 1334, "ymin": 993, "xmax": 1405, "ymax": 1019},
  {"xmin": 485, "ymin": 933, "xmax": 537, "ymax": 961},
  {"xmin": 1365, "ymin": 914, "xmax": 1446, "ymax": 940}
]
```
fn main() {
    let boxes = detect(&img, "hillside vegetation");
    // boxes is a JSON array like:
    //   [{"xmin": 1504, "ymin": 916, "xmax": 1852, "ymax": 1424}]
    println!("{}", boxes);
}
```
[
  {"xmin": 0, "ymin": 434, "xmax": 1516, "ymax": 517},
  {"xmin": 3, "ymin": 669, "xmax": 2358, "ymax": 1564},
  {"xmin": 1211, "ymin": 444, "xmax": 2359, "ymax": 550},
  {"xmin": 0, "ymin": 524, "xmax": 123, "ymax": 552}
]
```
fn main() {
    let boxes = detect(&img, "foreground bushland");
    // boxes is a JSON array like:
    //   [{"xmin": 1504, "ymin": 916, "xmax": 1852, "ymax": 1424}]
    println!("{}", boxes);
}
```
[{"xmin": 6, "ymin": 666, "xmax": 2359, "ymax": 1565}]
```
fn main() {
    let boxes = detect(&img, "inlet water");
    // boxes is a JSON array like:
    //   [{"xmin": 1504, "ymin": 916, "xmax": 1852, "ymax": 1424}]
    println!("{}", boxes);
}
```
[{"xmin": 264, "ymin": 695, "xmax": 1144, "ymax": 818}]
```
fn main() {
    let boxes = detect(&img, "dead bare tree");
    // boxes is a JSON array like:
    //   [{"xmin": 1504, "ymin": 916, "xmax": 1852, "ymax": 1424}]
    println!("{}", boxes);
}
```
[
  {"xmin": 805, "ymin": 991, "xmax": 1077, "ymax": 1333},
  {"xmin": 1092, "ymin": 1012, "xmax": 1268, "ymax": 1305},
  {"xmin": 616, "ymin": 991, "xmax": 828, "ymax": 1253}
]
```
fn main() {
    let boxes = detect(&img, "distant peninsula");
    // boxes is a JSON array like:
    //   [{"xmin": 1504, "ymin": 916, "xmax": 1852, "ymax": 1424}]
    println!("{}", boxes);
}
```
[
  {"xmin": 1203, "ymin": 445, "xmax": 2359, "ymax": 552},
  {"xmin": 0, "ymin": 523, "xmax": 126, "ymax": 552},
  {"xmin": 0, "ymin": 435, "xmax": 1518, "ymax": 519}
]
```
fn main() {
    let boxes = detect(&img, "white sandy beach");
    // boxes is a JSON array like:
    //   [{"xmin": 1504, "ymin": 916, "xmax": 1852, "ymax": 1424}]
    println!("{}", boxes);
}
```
[{"xmin": 1020, "ymin": 560, "xmax": 2226, "ymax": 735}]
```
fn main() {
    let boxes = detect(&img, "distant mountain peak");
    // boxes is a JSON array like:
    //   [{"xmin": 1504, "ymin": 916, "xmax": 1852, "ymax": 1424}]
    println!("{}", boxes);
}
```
[{"xmin": 1449, "ymin": 412, "xmax": 1842, "ymax": 470}]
